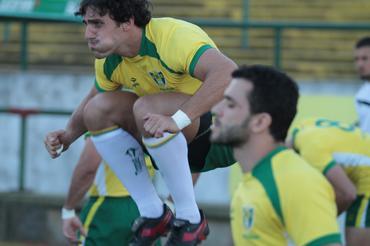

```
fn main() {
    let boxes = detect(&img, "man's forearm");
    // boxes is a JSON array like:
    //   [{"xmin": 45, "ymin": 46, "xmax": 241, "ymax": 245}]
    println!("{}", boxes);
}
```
[
  {"xmin": 64, "ymin": 165, "xmax": 96, "ymax": 209},
  {"xmin": 65, "ymin": 86, "xmax": 98, "ymax": 144}
]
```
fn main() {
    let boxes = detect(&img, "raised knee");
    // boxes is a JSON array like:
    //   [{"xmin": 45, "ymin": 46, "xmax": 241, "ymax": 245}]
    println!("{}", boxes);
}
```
[
  {"xmin": 133, "ymin": 96, "xmax": 153, "ymax": 120},
  {"xmin": 83, "ymin": 94, "xmax": 112, "ymax": 129}
]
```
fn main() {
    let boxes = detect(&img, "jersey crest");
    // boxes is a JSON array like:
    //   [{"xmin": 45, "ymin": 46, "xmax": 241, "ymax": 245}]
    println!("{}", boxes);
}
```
[
  {"xmin": 242, "ymin": 205, "xmax": 259, "ymax": 240},
  {"xmin": 243, "ymin": 205, "xmax": 255, "ymax": 230},
  {"xmin": 149, "ymin": 71, "xmax": 166, "ymax": 87}
]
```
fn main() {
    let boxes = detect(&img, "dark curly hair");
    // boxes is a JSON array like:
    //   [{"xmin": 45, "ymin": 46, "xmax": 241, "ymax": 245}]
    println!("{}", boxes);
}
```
[
  {"xmin": 232, "ymin": 65, "xmax": 299, "ymax": 142},
  {"xmin": 355, "ymin": 36, "xmax": 370, "ymax": 49},
  {"xmin": 75, "ymin": 0, "xmax": 152, "ymax": 27}
]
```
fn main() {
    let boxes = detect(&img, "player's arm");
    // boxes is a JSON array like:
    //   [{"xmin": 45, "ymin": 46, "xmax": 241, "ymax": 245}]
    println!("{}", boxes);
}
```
[
  {"xmin": 62, "ymin": 137, "xmax": 101, "ymax": 243},
  {"xmin": 64, "ymin": 137, "xmax": 101, "ymax": 209},
  {"xmin": 64, "ymin": 86, "xmax": 99, "ymax": 146},
  {"xmin": 44, "ymin": 86, "xmax": 98, "ymax": 158},
  {"xmin": 325, "ymin": 164, "xmax": 357, "ymax": 215},
  {"xmin": 181, "ymin": 49, "xmax": 237, "ymax": 121},
  {"xmin": 143, "ymin": 49, "xmax": 237, "ymax": 136}
]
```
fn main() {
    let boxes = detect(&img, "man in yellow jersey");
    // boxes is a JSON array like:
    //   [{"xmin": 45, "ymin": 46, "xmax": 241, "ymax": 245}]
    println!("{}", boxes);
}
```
[
  {"xmin": 44, "ymin": 0, "xmax": 237, "ymax": 245},
  {"xmin": 210, "ymin": 65, "xmax": 341, "ymax": 246},
  {"xmin": 289, "ymin": 117, "xmax": 370, "ymax": 246},
  {"xmin": 61, "ymin": 136, "xmax": 161, "ymax": 246}
]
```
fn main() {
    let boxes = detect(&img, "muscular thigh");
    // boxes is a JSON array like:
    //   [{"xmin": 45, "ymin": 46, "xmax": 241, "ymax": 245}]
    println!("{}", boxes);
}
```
[
  {"xmin": 133, "ymin": 92, "xmax": 200, "ymax": 143},
  {"xmin": 84, "ymin": 91, "xmax": 139, "ymax": 138}
]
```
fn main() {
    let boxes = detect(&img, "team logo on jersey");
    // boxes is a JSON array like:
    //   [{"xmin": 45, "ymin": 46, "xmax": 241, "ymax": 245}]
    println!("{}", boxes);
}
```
[
  {"xmin": 241, "ymin": 205, "xmax": 259, "ymax": 240},
  {"xmin": 149, "ymin": 71, "xmax": 166, "ymax": 87},
  {"xmin": 243, "ymin": 205, "xmax": 255, "ymax": 230},
  {"xmin": 125, "ymin": 148, "xmax": 143, "ymax": 175},
  {"xmin": 130, "ymin": 77, "xmax": 140, "ymax": 88}
]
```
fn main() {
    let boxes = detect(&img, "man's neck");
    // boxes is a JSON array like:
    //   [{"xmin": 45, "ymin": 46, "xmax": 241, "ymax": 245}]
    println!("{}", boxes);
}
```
[
  {"xmin": 117, "ymin": 25, "xmax": 143, "ymax": 57},
  {"xmin": 233, "ymin": 137, "xmax": 282, "ymax": 173}
]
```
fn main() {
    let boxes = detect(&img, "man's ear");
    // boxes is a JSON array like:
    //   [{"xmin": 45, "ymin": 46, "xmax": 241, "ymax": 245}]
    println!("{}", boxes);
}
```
[
  {"xmin": 120, "ymin": 18, "xmax": 134, "ymax": 31},
  {"xmin": 120, "ymin": 22, "xmax": 130, "ymax": 31},
  {"xmin": 250, "ymin": 113, "xmax": 271, "ymax": 134}
]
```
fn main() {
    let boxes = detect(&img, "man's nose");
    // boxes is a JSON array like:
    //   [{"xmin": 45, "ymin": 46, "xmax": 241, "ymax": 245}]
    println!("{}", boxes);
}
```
[{"xmin": 85, "ymin": 26, "xmax": 95, "ymax": 39}]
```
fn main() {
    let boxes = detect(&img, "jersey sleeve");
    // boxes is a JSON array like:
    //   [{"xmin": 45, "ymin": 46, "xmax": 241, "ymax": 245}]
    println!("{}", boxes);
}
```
[
  {"xmin": 94, "ymin": 58, "xmax": 122, "ymax": 92},
  {"xmin": 159, "ymin": 24, "xmax": 217, "ymax": 77},
  {"xmin": 281, "ymin": 170, "xmax": 341, "ymax": 245}
]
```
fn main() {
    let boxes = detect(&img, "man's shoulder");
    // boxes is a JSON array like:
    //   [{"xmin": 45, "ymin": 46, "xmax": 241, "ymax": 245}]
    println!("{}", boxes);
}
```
[
  {"xmin": 272, "ymin": 149, "xmax": 324, "ymax": 181},
  {"xmin": 150, "ymin": 17, "xmax": 195, "ymax": 27},
  {"xmin": 148, "ymin": 17, "xmax": 202, "ymax": 35}
]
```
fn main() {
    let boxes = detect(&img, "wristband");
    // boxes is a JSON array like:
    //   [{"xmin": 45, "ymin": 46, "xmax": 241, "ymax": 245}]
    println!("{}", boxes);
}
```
[
  {"xmin": 61, "ymin": 207, "xmax": 76, "ymax": 220},
  {"xmin": 171, "ymin": 110, "xmax": 191, "ymax": 130}
]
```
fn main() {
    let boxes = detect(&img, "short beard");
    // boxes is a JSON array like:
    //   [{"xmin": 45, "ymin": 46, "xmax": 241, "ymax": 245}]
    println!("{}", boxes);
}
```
[
  {"xmin": 211, "ymin": 117, "xmax": 250, "ymax": 147},
  {"xmin": 360, "ymin": 74, "xmax": 370, "ymax": 81}
]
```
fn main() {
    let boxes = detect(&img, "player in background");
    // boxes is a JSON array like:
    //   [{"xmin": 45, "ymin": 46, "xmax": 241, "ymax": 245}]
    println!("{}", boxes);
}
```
[
  {"xmin": 210, "ymin": 65, "xmax": 341, "ymax": 245},
  {"xmin": 354, "ymin": 36, "xmax": 370, "ymax": 133},
  {"xmin": 61, "ymin": 136, "xmax": 161, "ymax": 246},
  {"xmin": 289, "ymin": 117, "xmax": 370, "ymax": 246}
]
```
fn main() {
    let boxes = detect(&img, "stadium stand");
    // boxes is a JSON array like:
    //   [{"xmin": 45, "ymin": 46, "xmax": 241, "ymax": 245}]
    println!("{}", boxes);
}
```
[{"xmin": 0, "ymin": 0, "xmax": 369, "ymax": 77}]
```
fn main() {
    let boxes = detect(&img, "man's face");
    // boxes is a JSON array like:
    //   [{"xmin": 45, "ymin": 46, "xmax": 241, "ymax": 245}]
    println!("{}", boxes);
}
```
[
  {"xmin": 83, "ymin": 7, "xmax": 123, "ymax": 58},
  {"xmin": 210, "ymin": 78, "xmax": 253, "ymax": 147},
  {"xmin": 354, "ymin": 46, "xmax": 370, "ymax": 80}
]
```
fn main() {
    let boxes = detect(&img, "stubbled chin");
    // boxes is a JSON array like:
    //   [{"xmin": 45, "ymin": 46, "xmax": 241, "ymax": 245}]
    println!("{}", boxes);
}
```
[
  {"xmin": 91, "ymin": 50, "xmax": 108, "ymax": 59},
  {"xmin": 94, "ymin": 53, "xmax": 106, "ymax": 59}
]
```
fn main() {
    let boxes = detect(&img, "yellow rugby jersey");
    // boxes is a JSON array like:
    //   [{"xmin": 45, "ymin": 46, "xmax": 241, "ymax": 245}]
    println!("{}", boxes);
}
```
[
  {"xmin": 231, "ymin": 146, "xmax": 340, "ymax": 246},
  {"xmin": 292, "ymin": 118, "xmax": 370, "ymax": 196},
  {"xmin": 94, "ymin": 17, "xmax": 217, "ymax": 96},
  {"xmin": 89, "ymin": 155, "xmax": 156, "ymax": 197}
]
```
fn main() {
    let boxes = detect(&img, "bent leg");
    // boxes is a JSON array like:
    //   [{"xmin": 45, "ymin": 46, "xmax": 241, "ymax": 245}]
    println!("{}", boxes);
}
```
[
  {"xmin": 133, "ymin": 92, "xmax": 200, "ymax": 141},
  {"xmin": 134, "ymin": 92, "xmax": 201, "ymax": 223},
  {"xmin": 84, "ymin": 91, "xmax": 163, "ymax": 218},
  {"xmin": 83, "ymin": 91, "xmax": 139, "ymax": 139}
]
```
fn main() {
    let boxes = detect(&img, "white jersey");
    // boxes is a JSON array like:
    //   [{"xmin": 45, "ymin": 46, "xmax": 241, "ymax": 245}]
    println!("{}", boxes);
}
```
[{"xmin": 355, "ymin": 82, "xmax": 370, "ymax": 133}]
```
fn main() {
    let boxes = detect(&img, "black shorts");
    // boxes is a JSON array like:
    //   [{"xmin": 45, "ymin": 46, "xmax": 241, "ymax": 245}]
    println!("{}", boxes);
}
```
[{"xmin": 146, "ymin": 112, "xmax": 236, "ymax": 173}]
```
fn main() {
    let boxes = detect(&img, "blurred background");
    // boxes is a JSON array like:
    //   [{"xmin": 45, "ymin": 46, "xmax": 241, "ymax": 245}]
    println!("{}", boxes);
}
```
[{"xmin": 0, "ymin": 0, "xmax": 369, "ymax": 245}]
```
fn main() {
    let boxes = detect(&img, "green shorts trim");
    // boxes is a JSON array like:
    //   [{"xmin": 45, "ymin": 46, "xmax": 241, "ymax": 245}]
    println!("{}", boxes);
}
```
[
  {"xmin": 346, "ymin": 195, "xmax": 370, "ymax": 228},
  {"xmin": 79, "ymin": 196, "xmax": 161, "ymax": 246},
  {"xmin": 203, "ymin": 143, "xmax": 236, "ymax": 172}
]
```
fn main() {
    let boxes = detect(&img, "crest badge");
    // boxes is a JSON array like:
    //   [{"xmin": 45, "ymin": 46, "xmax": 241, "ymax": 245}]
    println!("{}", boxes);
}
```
[
  {"xmin": 243, "ymin": 205, "xmax": 255, "ymax": 230},
  {"xmin": 149, "ymin": 71, "xmax": 166, "ymax": 87}
]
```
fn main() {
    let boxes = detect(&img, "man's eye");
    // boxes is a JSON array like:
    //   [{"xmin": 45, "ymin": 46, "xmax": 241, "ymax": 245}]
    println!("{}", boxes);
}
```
[{"xmin": 227, "ymin": 103, "xmax": 235, "ymax": 108}]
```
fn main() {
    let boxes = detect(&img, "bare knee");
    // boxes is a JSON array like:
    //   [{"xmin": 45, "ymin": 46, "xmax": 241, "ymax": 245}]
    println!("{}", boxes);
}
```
[
  {"xmin": 84, "ymin": 93, "xmax": 115, "ymax": 130},
  {"xmin": 133, "ymin": 96, "xmax": 152, "ymax": 121},
  {"xmin": 84, "ymin": 92, "xmax": 138, "ymax": 135},
  {"xmin": 133, "ymin": 96, "xmax": 156, "ymax": 134},
  {"xmin": 133, "ymin": 94, "xmax": 200, "ymax": 142}
]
